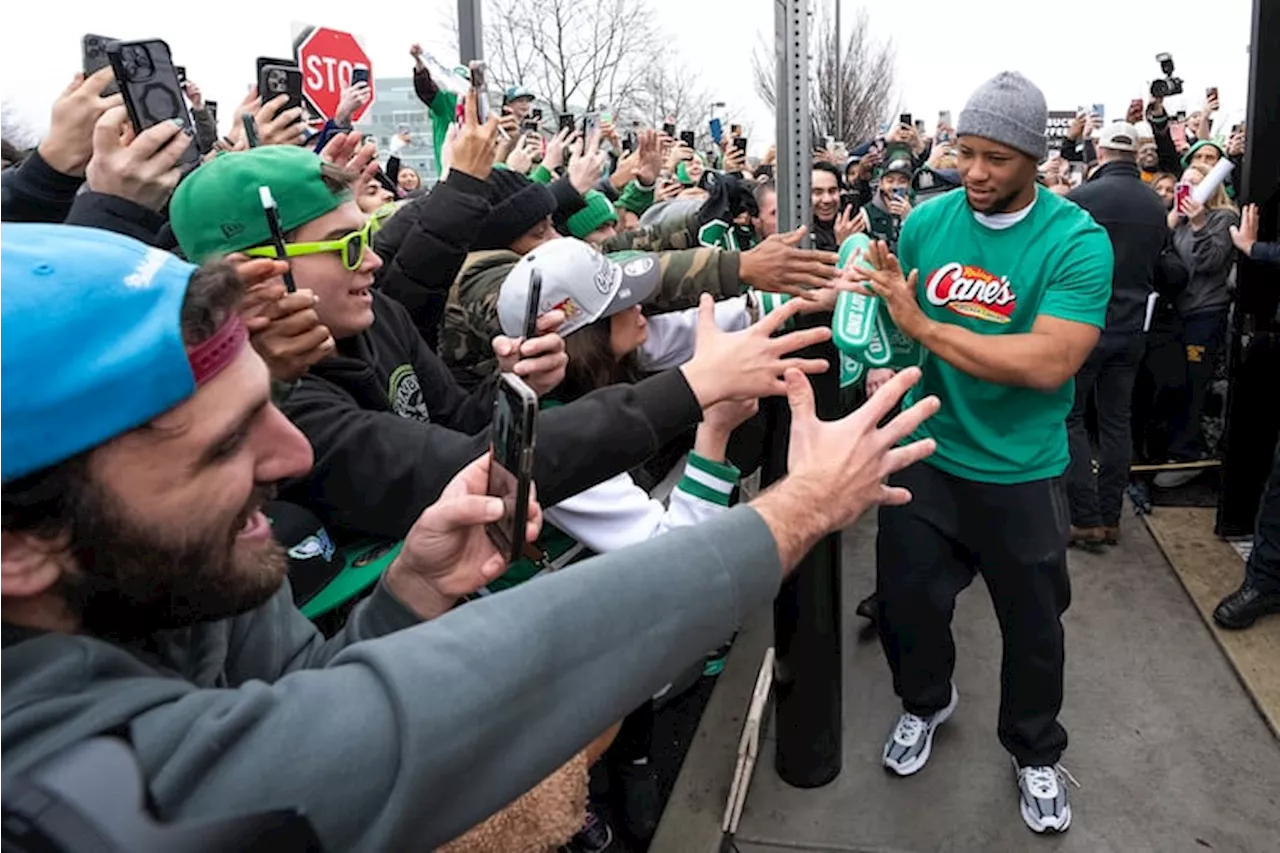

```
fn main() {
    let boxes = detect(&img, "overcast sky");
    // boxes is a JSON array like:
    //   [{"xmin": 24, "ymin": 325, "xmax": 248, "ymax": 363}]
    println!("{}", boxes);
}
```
[{"xmin": 0, "ymin": 0, "xmax": 1255, "ymax": 156}]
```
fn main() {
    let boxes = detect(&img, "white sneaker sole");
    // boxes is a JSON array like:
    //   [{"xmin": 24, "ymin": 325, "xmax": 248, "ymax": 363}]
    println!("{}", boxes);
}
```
[
  {"xmin": 1020, "ymin": 799, "xmax": 1072, "ymax": 834},
  {"xmin": 882, "ymin": 684, "xmax": 959, "ymax": 777}
]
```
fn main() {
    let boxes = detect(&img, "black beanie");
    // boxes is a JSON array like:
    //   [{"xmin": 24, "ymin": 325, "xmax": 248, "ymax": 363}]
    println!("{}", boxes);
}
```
[{"xmin": 476, "ymin": 168, "xmax": 559, "ymax": 250}]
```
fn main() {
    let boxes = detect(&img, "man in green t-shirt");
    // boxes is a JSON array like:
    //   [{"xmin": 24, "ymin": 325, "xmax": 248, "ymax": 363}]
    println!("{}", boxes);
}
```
[{"xmin": 843, "ymin": 72, "xmax": 1113, "ymax": 836}]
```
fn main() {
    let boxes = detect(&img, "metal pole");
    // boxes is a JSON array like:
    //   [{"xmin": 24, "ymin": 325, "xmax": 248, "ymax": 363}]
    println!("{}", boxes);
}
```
[
  {"xmin": 774, "ymin": 0, "xmax": 812, "ymax": 239},
  {"xmin": 458, "ymin": 0, "xmax": 484, "ymax": 63},
  {"xmin": 769, "ymin": 0, "xmax": 843, "ymax": 790},
  {"xmin": 834, "ymin": 0, "xmax": 841, "ymax": 143},
  {"xmin": 1216, "ymin": 0, "xmax": 1280, "ymax": 535}
]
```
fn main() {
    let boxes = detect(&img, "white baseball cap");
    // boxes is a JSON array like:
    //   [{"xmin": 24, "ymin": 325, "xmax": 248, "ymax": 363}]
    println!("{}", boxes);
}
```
[
  {"xmin": 1097, "ymin": 121, "xmax": 1139, "ymax": 152},
  {"xmin": 497, "ymin": 238, "xmax": 661, "ymax": 338}
]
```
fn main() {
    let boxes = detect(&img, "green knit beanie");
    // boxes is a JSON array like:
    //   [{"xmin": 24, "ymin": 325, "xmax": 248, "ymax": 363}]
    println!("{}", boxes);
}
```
[
  {"xmin": 567, "ymin": 190, "xmax": 618, "ymax": 239},
  {"xmin": 675, "ymin": 152, "xmax": 708, "ymax": 186}
]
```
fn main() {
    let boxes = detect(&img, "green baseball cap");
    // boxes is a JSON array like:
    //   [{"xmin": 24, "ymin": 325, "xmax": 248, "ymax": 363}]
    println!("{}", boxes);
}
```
[{"xmin": 170, "ymin": 147, "xmax": 351, "ymax": 263}]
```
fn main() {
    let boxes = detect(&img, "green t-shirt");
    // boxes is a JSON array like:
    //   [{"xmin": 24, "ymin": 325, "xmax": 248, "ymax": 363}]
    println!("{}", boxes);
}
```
[
  {"xmin": 429, "ymin": 90, "xmax": 458, "ymax": 176},
  {"xmin": 898, "ymin": 185, "xmax": 1113, "ymax": 484}
]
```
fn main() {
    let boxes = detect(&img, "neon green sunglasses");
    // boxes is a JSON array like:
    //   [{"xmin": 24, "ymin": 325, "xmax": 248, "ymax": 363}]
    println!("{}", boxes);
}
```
[{"xmin": 244, "ymin": 205, "xmax": 397, "ymax": 271}]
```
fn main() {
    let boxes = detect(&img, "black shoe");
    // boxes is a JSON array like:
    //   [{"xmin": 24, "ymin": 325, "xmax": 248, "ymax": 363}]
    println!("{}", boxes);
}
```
[
  {"xmin": 560, "ymin": 806, "xmax": 615, "ymax": 852},
  {"xmin": 1212, "ymin": 583, "xmax": 1280, "ymax": 630},
  {"xmin": 856, "ymin": 592, "xmax": 878, "ymax": 622},
  {"xmin": 610, "ymin": 760, "xmax": 661, "ymax": 844}
]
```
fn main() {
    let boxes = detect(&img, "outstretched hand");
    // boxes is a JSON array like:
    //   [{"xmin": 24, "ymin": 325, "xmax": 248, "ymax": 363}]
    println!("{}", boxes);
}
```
[
  {"xmin": 739, "ymin": 227, "xmax": 841, "ymax": 297},
  {"xmin": 784, "ymin": 366, "xmax": 938, "ymax": 529},
  {"xmin": 838, "ymin": 239, "xmax": 929, "ymax": 340},
  {"xmin": 681, "ymin": 293, "xmax": 831, "ymax": 406}
]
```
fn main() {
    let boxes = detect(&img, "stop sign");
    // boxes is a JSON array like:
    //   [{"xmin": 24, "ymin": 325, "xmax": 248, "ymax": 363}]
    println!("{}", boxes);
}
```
[{"xmin": 294, "ymin": 26, "xmax": 374, "ymax": 123}]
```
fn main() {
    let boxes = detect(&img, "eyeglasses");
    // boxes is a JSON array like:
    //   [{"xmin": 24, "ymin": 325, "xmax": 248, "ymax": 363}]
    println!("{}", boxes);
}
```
[{"xmin": 244, "ymin": 206, "xmax": 395, "ymax": 271}]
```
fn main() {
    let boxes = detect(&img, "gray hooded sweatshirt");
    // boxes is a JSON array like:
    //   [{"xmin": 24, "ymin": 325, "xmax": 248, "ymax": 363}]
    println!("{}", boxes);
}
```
[
  {"xmin": 1171, "ymin": 207, "xmax": 1240, "ymax": 317},
  {"xmin": 2, "ymin": 506, "xmax": 780, "ymax": 851}
]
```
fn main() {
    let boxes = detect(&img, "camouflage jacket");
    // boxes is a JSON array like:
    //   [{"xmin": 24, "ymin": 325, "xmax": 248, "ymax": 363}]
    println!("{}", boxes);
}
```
[
  {"xmin": 599, "ymin": 209, "xmax": 702, "ymax": 253},
  {"xmin": 441, "ymin": 245, "xmax": 743, "ymax": 389}
]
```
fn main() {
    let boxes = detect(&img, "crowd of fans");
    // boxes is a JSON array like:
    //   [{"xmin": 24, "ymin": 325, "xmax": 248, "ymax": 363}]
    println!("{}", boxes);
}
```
[{"xmin": 1, "ymin": 38, "xmax": 1276, "ymax": 853}]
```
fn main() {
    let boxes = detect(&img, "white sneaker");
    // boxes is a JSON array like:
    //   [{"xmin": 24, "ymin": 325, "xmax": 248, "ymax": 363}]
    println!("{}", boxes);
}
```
[
  {"xmin": 881, "ymin": 684, "xmax": 958, "ymax": 776},
  {"xmin": 1013, "ymin": 759, "xmax": 1075, "ymax": 833}
]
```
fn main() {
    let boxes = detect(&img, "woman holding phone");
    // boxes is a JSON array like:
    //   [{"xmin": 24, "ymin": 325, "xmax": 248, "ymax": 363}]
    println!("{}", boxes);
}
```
[
  {"xmin": 1156, "ymin": 162, "xmax": 1239, "ymax": 486},
  {"xmin": 489, "ymin": 238, "xmax": 818, "ymax": 847}
]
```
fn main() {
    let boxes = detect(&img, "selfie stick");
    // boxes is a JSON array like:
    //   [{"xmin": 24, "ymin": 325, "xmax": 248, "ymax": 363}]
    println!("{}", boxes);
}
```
[{"xmin": 259, "ymin": 187, "xmax": 297, "ymax": 293}]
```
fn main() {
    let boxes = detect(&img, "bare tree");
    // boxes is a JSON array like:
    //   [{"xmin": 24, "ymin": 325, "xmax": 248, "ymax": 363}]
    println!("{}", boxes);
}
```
[
  {"xmin": 484, "ymin": 0, "xmax": 658, "ymax": 115},
  {"xmin": 752, "ymin": 5, "xmax": 896, "ymax": 145},
  {"xmin": 633, "ymin": 60, "xmax": 711, "ymax": 130}
]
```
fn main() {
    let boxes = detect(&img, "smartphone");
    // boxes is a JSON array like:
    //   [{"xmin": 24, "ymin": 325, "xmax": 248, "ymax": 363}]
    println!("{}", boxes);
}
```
[
  {"xmin": 1129, "ymin": 98, "xmax": 1144, "ymax": 116},
  {"xmin": 486, "ymin": 374, "xmax": 538, "ymax": 564},
  {"xmin": 663, "ymin": 120, "xmax": 677, "ymax": 138},
  {"xmin": 1091, "ymin": 103, "xmax": 1106, "ymax": 120},
  {"xmin": 258, "ymin": 63, "xmax": 305, "ymax": 115},
  {"xmin": 532, "ymin": 108, "xmax": 543, "ymax": 121},
  {"xmin": 891, "ymin": 187, "xmax": 908, "ymax": 201},
  {"xmin": 709, "ymin": 117, "xmax": 723, "ymax": 144},
  {"xmin": 1174, "ymin": 182, "xmax": 1191, "ymax": 213},
  {"xmin": 558, "ymin": 112, "xmax": 574, "ymax": 133},
  {"xmin": 938, "ymin": 109, "xmax": 951, "ymax": 127},
  {"xmin": 899, "ymin": 113, "xmax": 912, "ymax": 128},
  {"xmin": 680, "ymin": 130, "xmax": 696, "ymax": 149},
  {"xmin": 82, "ymin": 34, "xmax": 121, "ymax": 96},
  {"xmin": 1206, "ymin": 86, "xmax": 1218, "ymax": 102},
  {"xmin": 523, "ymin": 269, "xmax": 543, "ymax": 342},
  {"xmin": 914, "ymin": 119, "xmax": 926, "ymax": 134},
  {"xmin": 105, "ymin": 39, "xmax": 198, "ymax": 167},
  {"xmin": 175, "ymin": 65, "xmax": 187, "ymax": 85},
  {"xmin": 1067, "ymin": 162, "xmax": 1086, "ymax": 188},
  {"xmin": 205, "ymin": 99, "xmax": 217, "ymax": 127},
  {"xmin": 1175, "ymin": 110, "xmax": 1187, "ymax": 122},
  {"xmin": 469, "ymin": 61, "xmax": 489, "ymax": 123},
  {"xmin": 520, "ymin": 118, "xmax": 539, "ymax": 134},
  {"xmin": 1170, "ymin": 122, "xmax": 1188, "ymax": 149},
  {"xmin": 733, "ymin": 136, "xmax": 748, "ymax": 154},
  {"xmin": 351, "ymin": 65, "xmax": 370, "ymax": 87},
  {"xmin": 730, "ymin": 123, "xmax": 743, "ymax": 138}
]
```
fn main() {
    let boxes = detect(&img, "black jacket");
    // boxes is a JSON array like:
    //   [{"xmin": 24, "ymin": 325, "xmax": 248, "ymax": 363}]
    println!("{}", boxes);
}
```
[
  {"xmin": 374, "ymin": 170, "xmax": 491, "ymax": 351},
  {"xmin": 0, "ymin": 150, "xmax": 83, "ymax": 223},
  {"xmin": 1067, "ymin": 161, "xmax": 1170, "ymax": 338},
  {"xmin": 280, "ymin": 291, "xmax": 704, "ymax": 541},
  {"xmin": 62, "ymin": 191, "xmax": 167, "ymax": 245},
  {"xmin": 1251, "ymin": 242, "xmax": 1280, "ymax": 267}
]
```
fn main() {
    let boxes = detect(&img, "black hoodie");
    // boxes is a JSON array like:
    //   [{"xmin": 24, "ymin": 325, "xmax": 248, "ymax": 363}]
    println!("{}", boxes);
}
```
[
  {"xmin": 1066, "ymin": 161, "xmax": 1170, "ymax": 338},
  {"xmin": 280, "ymin": 291, "xmax": 704, "ymax": 541}
]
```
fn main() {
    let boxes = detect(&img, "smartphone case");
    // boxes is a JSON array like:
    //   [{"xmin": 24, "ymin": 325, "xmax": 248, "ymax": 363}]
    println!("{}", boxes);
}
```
[
  {"xmin": 259, "ymin": 64, "xmax": 305, "ymax": 115},
  {"xmin": 82, "ymin": 34, "xmax": 122, "ymax": 96},
  {"xmin": 106, "ymin": 39, "xmax": 198, "ymax": 166}
]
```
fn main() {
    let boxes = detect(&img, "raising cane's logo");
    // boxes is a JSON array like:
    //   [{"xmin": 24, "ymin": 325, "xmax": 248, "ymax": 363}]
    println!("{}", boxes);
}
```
[{"xmin": 924, "ymin": 262, "xmax": 1017, "ymax": 325}]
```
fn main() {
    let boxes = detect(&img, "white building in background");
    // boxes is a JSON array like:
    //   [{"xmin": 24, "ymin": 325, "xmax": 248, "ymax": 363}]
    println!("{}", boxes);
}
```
[{"xmin": 356, "ymin": 76, "xmax": 440, "ymax": 185}]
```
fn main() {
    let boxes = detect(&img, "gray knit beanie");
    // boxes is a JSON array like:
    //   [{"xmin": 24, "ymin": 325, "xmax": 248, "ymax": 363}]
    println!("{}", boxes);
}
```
[{"xmin": 957, "ymin": 72, "xmax": 1048, "ymax": 161}]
